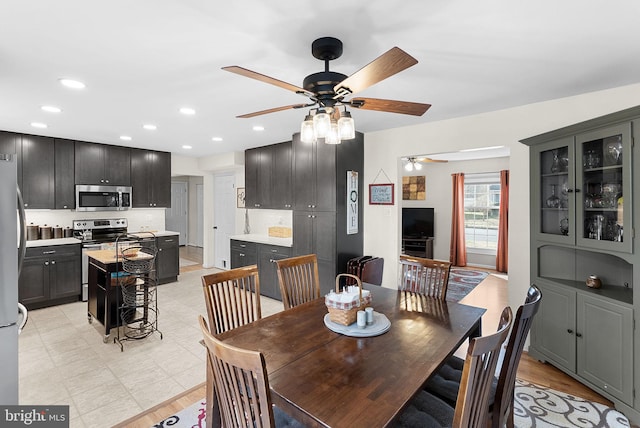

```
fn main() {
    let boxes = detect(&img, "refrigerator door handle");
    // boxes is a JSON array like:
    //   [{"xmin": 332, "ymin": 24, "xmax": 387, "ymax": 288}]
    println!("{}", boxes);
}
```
[
  {"xmin": 17, "ymin": 186, "xmax": 26, "ymax": 276},
  {"xmin": 17, "ymin": 303, "xmax": 28, "ymax": 334}
]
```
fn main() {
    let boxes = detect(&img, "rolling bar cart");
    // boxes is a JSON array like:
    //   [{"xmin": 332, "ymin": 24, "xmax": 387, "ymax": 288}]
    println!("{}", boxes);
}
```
[{"xmin": 114, "ymin": 233, "xmax": 162, "ymax": 351}]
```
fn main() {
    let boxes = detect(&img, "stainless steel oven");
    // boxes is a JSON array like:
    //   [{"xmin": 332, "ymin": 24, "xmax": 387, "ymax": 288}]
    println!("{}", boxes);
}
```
[
  {"xmin": 75, "ymin": 185, "xmax": 132, "ymax": 211},
  {"xmin": 74, "ymin": 218, "xmax": 129, "ymax": 301}
]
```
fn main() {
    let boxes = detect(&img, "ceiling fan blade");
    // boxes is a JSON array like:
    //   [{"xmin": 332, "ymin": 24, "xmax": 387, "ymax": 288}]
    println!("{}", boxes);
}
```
[
  {"xmin": 416, "ymin": 157, "xmax": 448, "ymax": 163},
  {"xmin": 236, "ymin": 104, "xmax": 309, "ymax": 119},
  {"xmin": 334, "ymin": 47, "xmax": 418, "ymax": 96},
  {"xmin": 350, "ymin": 97, "xmax": 431, "ymax": 116},
  {"xmin": 222, "ymin": 66, "xmax": 314, "ymax": 97}
]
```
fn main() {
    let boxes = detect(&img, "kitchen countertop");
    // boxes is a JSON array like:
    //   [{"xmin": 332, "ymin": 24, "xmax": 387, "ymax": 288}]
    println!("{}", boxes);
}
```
[
  {"xmin": 129, "ymin": 230, "xmax": 179, "ymax": 237},
  {"xmin": 85, "ymin": 249, "xmax": 154, "ymax": 265},
  {"xmin": 230, "ymin": 234, "xmax": 293, "ymax": 247},
  {"xmin": 26, "ymin": 237, "xmax": 82, "ymax": 247}
]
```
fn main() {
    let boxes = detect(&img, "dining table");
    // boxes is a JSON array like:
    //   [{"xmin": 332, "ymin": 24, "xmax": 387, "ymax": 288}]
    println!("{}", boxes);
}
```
[{"xmin": 215, "ymin": 284, "xmax": 486, "ymax": 427}]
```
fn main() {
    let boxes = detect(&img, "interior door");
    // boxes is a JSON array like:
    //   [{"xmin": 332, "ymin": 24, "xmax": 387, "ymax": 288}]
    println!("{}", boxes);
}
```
[
  {"xmin": 196, "ymin": 183, "xmax": 204, "ymax": 247},
  {"xmin": 166, "ymin": 182, "xmax": 188, "ymax": 245},
  {"xmin": 214, "ymin": 174, "xmax": 235, "ymax": 269}
]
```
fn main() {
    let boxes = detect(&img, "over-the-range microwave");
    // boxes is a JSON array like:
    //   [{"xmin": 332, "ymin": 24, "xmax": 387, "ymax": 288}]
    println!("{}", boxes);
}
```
[{"xmin": 75, "ymin": 185, "xmax": 132, "ymax": 211}]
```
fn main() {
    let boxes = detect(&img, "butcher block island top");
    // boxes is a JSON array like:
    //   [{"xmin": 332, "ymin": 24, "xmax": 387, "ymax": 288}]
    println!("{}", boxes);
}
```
[{"xmin": 85, "ymin": 249, "xmax": 153, "ymax": 265}]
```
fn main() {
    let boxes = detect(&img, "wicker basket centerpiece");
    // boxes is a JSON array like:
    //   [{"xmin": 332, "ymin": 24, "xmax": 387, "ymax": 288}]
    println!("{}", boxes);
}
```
[{"xmin": 325, "ymin": 273, "xmax": 372, "ymax": 326}]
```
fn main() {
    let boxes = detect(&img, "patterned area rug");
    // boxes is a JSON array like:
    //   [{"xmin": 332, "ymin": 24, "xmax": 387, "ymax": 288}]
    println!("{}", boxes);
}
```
[
  {"xmin": 446, "ymin": 268, "xmax": 489, "ymax": 301},
  {"xmin": 514, "ymin": 379, "xmax": 630, "ymax": 427},
  {"xmin": 150, "ymin": 381, "xmax": 632, "ymax": 427},
  {"xmin": 150, "ymin": 380, "xmax": 632, "ymax": 427}
]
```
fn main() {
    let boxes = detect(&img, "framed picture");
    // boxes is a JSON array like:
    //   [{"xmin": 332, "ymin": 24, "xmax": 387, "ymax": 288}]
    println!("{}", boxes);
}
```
[
  {"xmin": 236, "ymin": 187, "xmax": 246, "ymax": 208},
  {"xmin": 369, "ymin": 183, "xmax": 394, "ymax": 205}
]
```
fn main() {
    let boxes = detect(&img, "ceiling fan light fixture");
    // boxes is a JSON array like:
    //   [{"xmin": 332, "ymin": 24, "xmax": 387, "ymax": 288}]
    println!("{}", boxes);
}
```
[
  {"xmin": 313, "ymin": 109, "xmax": 331, "ymax": 139},
  {"xmin": 414, "ymin": 162, "xmax": 422, "ymax": 171},
  {"xmin": 300, "ymin": 114, "xmax": 315, "ymax": 143},
  {"xmin": 338, "ymin": 110, "xmax": 355, "ymax": 140},
  {"xmin": 404, "ymin": 162, "xmax": 413, "ymax": 172}
]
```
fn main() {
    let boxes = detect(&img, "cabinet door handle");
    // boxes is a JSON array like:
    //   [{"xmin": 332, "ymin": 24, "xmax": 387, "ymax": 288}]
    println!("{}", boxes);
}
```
[
  {"xmin": 566, "ymin": 189, "xmax": 574, "ymax": 193},
  {"xmin": 567, "ymin": 329, "xmax": 573, "ymax": 334},
  {"xmin": 576, "ymin": 332, "xmax": 582, "ymax": 338},
  {"xmin": 164, "ymin": 239, "xmax": 174, "ymax": 243},
  {"xmin": 240, "ymin": 244, "xmax": 246, "ymax": 248},
  {"xmin": 105, "ymin": 179, "xmax": 109, "ymax": 184},
  {"xmin": 574, "ymin": 189, "xmax": 581, "ymax": 193},
  {"xmin": 308, "ymin": 205, "xmax": 312, "ymax": 208},
  {"xmin": 42, "ymin": 250, "xmax": 56, "ymax": 255},
  {"xmin": 308, "ymin": 215, "xmax": 312, "ymax": 218},
  {"xmin": 271, "ymin": 249, "xmax": 278, "ymax": 253},
  {"xmin": 44, "ymin": 261, "xmax": 49, "ymax": 266},
  {"xmin": 239, "ymin": 253, "xmax": 245, "ymax": 257},
  {"xmin": 51, "ymin": 260, "xmax": 56, "ymax": 265}
]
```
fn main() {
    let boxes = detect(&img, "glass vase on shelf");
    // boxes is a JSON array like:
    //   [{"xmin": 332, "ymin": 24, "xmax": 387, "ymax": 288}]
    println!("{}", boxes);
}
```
[
  {"xmin": 546, "ymin": 184, "xmax": 560, "ymax": 208},
  {"xmin": 550, "ymin": 150, "xmax": 561, "ymax": 173}
]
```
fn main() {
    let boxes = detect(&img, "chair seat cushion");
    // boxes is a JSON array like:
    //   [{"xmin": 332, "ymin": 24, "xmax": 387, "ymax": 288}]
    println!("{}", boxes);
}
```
[
  {"xmin": 274, "ymin": 405, "xmax": 305, "ymax": 428},
  {"xmin": 394, "ymin": 391, "xmax": 454, "ymax": 428},
  {"xmin": 424, "ymin": 356, "xmax": 497, "ymax": 407}
]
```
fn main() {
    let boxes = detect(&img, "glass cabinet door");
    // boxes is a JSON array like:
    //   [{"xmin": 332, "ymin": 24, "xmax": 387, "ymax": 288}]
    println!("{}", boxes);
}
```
[
  {"xmin": 576, "ymin": 123, "xmax": 632, "ymax": 253},
  {"xmin": 537, "ymin": 137, "xmax": 574, "ymax": 243}
]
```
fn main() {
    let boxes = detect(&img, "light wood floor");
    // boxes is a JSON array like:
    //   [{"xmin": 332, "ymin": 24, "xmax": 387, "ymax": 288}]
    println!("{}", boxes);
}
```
[{"xmin": 117, "ymin": 264, "xmax": 619, "ymax": 427}]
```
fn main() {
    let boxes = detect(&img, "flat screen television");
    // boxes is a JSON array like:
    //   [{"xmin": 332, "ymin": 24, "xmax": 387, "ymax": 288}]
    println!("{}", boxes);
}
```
[{"xmin": 402, "ymin": 207, "xmax": 434, "ymax": 239}]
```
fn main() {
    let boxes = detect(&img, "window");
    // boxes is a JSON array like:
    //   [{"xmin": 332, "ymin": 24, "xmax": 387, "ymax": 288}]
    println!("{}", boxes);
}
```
[{"xmin": 464, "ymin": 173, "xmax": 501, "ymax": 251}]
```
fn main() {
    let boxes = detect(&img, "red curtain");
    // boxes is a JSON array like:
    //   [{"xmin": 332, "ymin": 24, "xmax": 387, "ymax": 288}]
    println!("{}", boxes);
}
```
[
  {"xmin": 496, "ymin": 170, "xmax": 509, "ymax": 272},
  {"xmin": 450, "ymin": 173, "xmax": 467, "ymax": 267}
]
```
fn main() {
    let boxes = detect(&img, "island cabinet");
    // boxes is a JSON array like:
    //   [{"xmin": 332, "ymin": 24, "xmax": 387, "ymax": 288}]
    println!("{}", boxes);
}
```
[
  {"xmin": 156, "ymin": 234, "xmax": 179, "ymax": 284},
  {"xmin": 292, "ymin": 131, "xmax": 364, "ymax": 295},
  {"xmin": 54, "ymin": 138, "xmax": 75, "ymax": 209},
  {"xmin": 130, "ymin": 148, "xmax": 171, "ymax": 208},
  {"xmin": 521, "ymin": 105, "xmax": 640, "ymax": 421},
  {"xmin": 244, "ymin": 141, "xmax": 292, "ymax": 209},
  {"xmin": 19, "ymin": 244, "xmax": 82, "ymax": 310},
  {"xmin": 75, "ymin": 141, "xmax": 131, "ymax": 186},
  {"xmin": 21, "ymin": 134, "xmax": 55, "ymax": 209}
]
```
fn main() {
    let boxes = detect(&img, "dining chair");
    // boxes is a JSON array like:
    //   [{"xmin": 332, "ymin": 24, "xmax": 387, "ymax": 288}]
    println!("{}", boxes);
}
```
[
  {"xmin": 398, "ymin": 255, "xmax": 452, "ymax": 299},
  {"xmin": 396, "ymin": 306, "xmax": 513, "ymax": 428},
  {"xmin": 423, "ymin": 285, "xmax": 542, "ymax": 428},
  {"xmin": 201, "ymin": 265, "xmax": 262, "ymax": 428},
  {"xmin": 275, "ymin": 254, "xmax": 321, "ymax": 310},
  {"xmin": 198, "ymin": 316, "xmax": 303, "ymax": 428}
]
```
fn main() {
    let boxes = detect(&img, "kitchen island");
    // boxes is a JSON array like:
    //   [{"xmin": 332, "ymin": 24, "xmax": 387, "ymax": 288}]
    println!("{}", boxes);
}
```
[{"xmin": 86, "ymin": 248, "xmax": 156, "ymax": 343}]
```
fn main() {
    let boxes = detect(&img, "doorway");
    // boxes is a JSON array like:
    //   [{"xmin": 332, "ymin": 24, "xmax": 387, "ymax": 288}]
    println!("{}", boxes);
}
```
[
  {"xmin": 166, "ymin": 181, "xmax": 188, "ymax": 245},
  {"xmin": 213, "ymin": 174, "xmax": 235, "ymax": 269},
  {"xmin": 196, "ymin": 183, "xmax": 204, "ymax": 247}
]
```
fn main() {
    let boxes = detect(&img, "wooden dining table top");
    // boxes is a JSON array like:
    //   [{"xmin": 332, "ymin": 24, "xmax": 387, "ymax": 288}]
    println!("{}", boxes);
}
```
[{"xmin": 216, "ymin": 284, "xmax": 486, "ymax": 428}]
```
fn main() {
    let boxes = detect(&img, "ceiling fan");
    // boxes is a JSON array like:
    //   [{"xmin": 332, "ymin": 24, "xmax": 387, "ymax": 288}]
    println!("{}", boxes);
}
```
[
  {"xmin": 403, "ymin": 156, "xmax": 447, "ymax": 171},
  {"xmin": 222, "ymin": 37, "xmax": 432, "ymax": 120}
]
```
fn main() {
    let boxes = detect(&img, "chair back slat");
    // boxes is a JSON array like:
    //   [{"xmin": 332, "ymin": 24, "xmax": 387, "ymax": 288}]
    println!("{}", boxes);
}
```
[
  {"xmin": 398, "ymin": 255, "xmax": 452, "ymax": 299},
  {"xmin": 199, "ymin": 316, "xmax": 275, "ymax": 428},
  {"xmin": 276, "ymin": 254, "xmax": 321, "ymax": 310},
  {"xmin": 202, "ymin": 265, "xmax": 261, "ymax": 335},
  {"xmin": 491, "ymin": 285, "xmax": 542, "ymax": 428},
  {"xmin": 453, "ymin": 307, "xmax": 513, "ymax": 428}
]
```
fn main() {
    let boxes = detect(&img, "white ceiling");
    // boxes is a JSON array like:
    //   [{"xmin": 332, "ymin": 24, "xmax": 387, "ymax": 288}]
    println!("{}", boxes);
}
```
[{"xmin": 1, "ymin": 1, "xmax": 639, "ymax": 158}]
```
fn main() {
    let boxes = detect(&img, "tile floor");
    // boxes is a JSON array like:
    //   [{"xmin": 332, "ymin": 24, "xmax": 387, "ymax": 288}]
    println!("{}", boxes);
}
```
[{"xmin": 18, "ymin": 266, "xmax": 284, "ymax": 428}]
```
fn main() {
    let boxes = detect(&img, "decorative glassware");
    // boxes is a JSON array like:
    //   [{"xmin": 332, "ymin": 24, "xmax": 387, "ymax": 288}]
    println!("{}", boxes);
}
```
[
  {"xmin": 550, "ymin": 150, "xmax": 560, "ymax": 173},
  {"xmin": 546, "ymin": 184, "xmax": 560, "ymax": 208},
  {"xmin": 560, "ymin": 218, "xmax": 569, "ymax": 235}
]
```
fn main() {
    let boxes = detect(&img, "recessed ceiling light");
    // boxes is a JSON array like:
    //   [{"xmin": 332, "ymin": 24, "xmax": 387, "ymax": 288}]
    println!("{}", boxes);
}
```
[
  {"xmin": 252, "ymin": 125, "xmax": 264, "ymax": 131},
  {"xmin": 211, "ymin": 137, "xmax": 223, "ymax": 142},
  {"xmin": 58, "ymin": 78, "xmax": 85, "ymax": 89},
  {"xmin": 120, "ymin": 135, "xmax": 132, "ymax": 141},
  {"xmin": 30, "ymin": 122, "xmax": 47, "ymax": 129},
  {"xmin": 143, "ymin": 124, "xmax": 157, "ymax": 130},
  {"xmin": 179, "ymin": 107, "xmax": 196, "ymax": 115},
  {"xmin": 41, "ymin": 105, "xmax": 62, "ymax": 113},
  {"xmin": 182, "ymin": 145, "xmax": 192, "ymax": 149}
]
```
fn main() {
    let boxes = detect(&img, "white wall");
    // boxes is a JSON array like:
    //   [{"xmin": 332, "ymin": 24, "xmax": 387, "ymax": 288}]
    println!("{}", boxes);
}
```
[{"xmin": 364, "ymin": 83, "xmax": 640, "ymax": 312}]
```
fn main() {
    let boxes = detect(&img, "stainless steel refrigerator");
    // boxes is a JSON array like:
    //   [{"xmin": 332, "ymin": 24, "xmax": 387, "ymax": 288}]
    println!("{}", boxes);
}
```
[{"xmin": 0, "ymin": 151, "xmax": 27, "ymax": 404}]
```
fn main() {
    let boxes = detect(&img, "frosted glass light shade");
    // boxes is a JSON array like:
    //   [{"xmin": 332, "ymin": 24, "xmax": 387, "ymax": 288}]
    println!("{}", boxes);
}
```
[
  {"xmin": 313, "ymin": 110, "xmax": 331, "ymax": 138},
  {"xmin": 300, "ymin": 115, "xmax": 315, "ymax": 143},
  {"xmin": 325, "ymin": 122, "xmax": 341, "ymax": 145},
  {"xmin": 338, "ymin": 113, "xmax": 355, "ymax": 140}
]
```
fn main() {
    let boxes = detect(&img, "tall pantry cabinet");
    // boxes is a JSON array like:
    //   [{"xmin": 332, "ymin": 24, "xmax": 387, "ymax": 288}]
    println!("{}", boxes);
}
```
[{"xmin": 520, "ymin": 106, "xmax": 640, "ymax": 423}]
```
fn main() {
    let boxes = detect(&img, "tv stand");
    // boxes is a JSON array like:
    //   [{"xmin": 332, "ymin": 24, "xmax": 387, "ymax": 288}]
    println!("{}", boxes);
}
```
[{"xmin": 402, "ymin": 237, "xmax": 433, "ymax": 259}]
